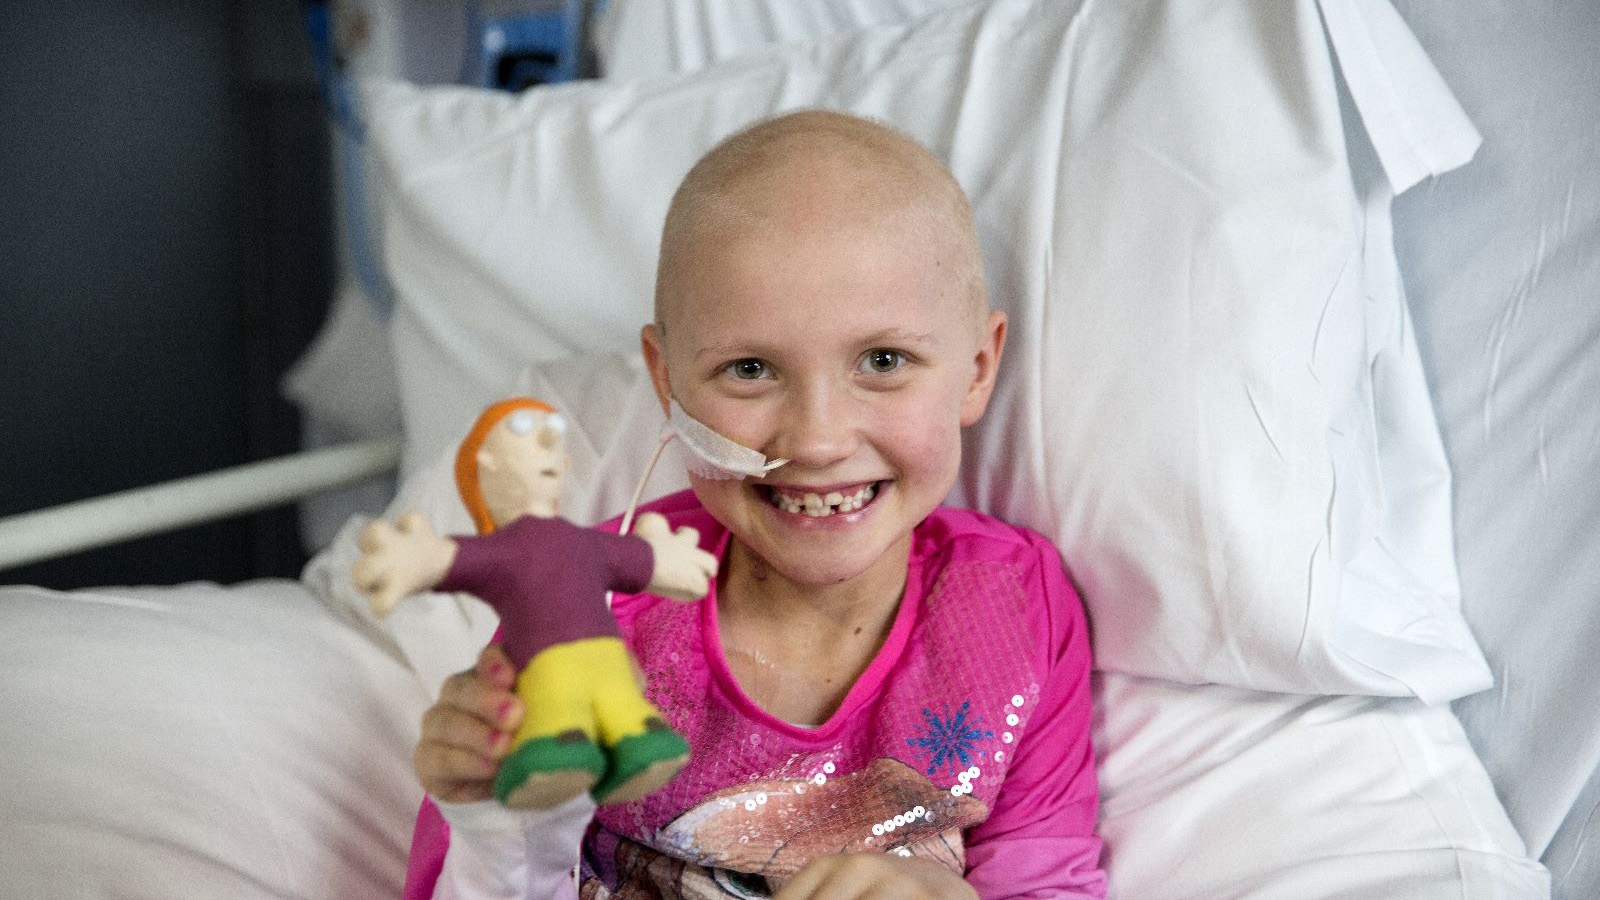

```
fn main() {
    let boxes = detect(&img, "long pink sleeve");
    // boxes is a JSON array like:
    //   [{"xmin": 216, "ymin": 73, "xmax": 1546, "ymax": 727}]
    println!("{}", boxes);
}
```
[
  {"xmin": 403, "ymin": 798, "xmax": 449, "ymax": 900},
  {"xmin": 963, "ymin": 530, "xmax": 1106, "ymax": 899}
]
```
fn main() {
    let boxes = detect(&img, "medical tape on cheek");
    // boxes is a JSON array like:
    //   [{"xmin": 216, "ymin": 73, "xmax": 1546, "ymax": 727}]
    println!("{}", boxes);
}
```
[
  {"xmin": 667, "ymin": 398, "xmax": 788, "ymax": 481},
  {"xmin": 617, "ymin": 398, "xmax": 787, "ymax": 537}
]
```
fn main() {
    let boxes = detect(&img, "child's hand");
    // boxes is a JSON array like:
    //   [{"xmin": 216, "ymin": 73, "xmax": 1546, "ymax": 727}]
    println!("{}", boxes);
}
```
[
  {"xmin": 634, "ymin": 512, "xmax": 717, "ymax": 601},
  {"xmin": 774, "ymin": 853, "xmax": 978, "ymax": 900},
  {"xmin": 352, "ymin": 511, "xmax": 458, "ymax": 616},
  {"xmin": 414, "ymin": 645, "xmax": 523, "ymax": 804}
]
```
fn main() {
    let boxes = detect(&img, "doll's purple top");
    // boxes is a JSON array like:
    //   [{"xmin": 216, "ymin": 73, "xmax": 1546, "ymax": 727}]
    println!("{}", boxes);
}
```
[
  {"xmin": 438, "ymin": 515, "xmax": 653, "ymax": 670},
  {"xmin": 405, "ymin": 489, "xmax": 1106, "ymax": 898}
]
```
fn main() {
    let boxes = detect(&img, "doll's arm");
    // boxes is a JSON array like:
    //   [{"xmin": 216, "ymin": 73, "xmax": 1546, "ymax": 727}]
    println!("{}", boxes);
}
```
[
  {"xmin": 353, "ymin": 511, "xmax": 459, "ymax": 616},
  {"xmin": 630, "ymin": 512, "xmax": 716, "ymax": 602}
]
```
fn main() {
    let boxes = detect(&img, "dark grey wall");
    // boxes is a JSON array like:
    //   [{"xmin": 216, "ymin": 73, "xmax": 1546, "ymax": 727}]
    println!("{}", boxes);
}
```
[{"xmin": 0, "ymin": 1, "xmax": 332, "ymax": 588}]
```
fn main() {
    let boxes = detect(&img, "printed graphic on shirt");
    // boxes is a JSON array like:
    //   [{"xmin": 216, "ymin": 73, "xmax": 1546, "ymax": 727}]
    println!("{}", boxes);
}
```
[
  {"xmin": 906, "ymin": 701, "xmax": 996, "ymax": 779},
  {"xmin": 579, "ymin": 757, "xmax": 988, "ymax": 898}
]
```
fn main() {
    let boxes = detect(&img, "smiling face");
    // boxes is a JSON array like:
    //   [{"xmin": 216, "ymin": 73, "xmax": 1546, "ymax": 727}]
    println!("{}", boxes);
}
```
[{"xmin": 643, "ymin": 112, "xmax": 1005, "ymax": 594}]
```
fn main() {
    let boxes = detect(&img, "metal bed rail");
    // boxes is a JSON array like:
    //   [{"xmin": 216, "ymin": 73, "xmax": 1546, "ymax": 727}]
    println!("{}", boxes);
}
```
[{"xmin": 0, "ymin": 437, "xmax": 402, "ymax": 573}]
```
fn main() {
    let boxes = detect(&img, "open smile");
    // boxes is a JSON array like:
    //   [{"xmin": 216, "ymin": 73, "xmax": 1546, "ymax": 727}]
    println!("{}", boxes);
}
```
[{"xmin": 757, "ymin": 481, "xmax": 882, "ymax": 519}]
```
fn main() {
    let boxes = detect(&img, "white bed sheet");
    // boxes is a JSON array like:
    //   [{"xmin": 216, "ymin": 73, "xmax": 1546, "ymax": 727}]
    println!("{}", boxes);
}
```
[
  {"xmin": 1094, "ymin": 673, "xmax": 1546, "ymax": 899},
  {"xmin": 0, "ymin": 580, "xmax": 432, "ymax": 900},
  {"xmin": 1386, "ymin": 3, "xmax": 1600, "ymax": 895},
  {"xmin": 0, "ymin": 572, "xmax": 1547, "ymax": 900}
]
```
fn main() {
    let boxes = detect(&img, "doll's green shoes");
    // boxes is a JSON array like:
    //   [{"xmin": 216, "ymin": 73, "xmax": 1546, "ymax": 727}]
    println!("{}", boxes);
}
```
[
  {"xmin": 592, "ymin": 728, "xmax": 691, "ymax": 803},
  {"xmin": 495, "ymin": 726, "xmax": 690, "ymax": 808}
]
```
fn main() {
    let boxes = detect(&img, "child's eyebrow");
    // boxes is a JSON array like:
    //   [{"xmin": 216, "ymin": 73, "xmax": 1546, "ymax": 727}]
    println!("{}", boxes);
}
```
[
  {"xmin": 693, "ymin": 328, "xmax": 938, "ymax": 363},
  {"xmin": 861, "ymin": 327, "xmax": 937, "ymax": 347},
  {"xmin": 694, "ymin": 342, "xmax": 761, "ymax": 364}
]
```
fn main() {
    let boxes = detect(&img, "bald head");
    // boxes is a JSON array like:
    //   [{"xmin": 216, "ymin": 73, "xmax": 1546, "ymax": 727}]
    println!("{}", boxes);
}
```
[{"xmin": 654, "ymin": 110, "xmax": 986, "ymax": 334}]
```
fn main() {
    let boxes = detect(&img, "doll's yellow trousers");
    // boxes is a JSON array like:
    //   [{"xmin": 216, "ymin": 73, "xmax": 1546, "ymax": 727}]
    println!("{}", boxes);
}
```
[{"xmin": 511, "ymin": 636, "xmax": 662, "ymax": 748}]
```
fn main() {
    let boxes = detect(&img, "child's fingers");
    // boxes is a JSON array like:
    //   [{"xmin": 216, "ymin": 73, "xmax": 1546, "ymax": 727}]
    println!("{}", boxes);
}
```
[
  {"xmin": 437, "ymin": 659, "xmax": 522, "ymax": 731},
  {"xmin": 413, "ymin": 740, "xmax": 499, "ymax": 803},
  {"xmin": 416, "ymin": 656, "xmax": 520, "ymax": 803},
  {"xmin": 420, "ymin": 700, "xmax": 512, "ymax": 760},
  {"xmin": 774, "ymin": 854, "xmax": 965, "ymax": 900},
  {"xmin": 773, "ymin": 856, "xmax": 869, "ymax": 900},
  {"xmin": 474, "ymin": 644, "xmax": 518, "ymax": 689},
  {"xmin": 435, "ymin": 650, "xmax": 521, "ymax": 730},
  {"xmin": 769, "ymin": 862, "xmax": 830, "ymax": 900}
]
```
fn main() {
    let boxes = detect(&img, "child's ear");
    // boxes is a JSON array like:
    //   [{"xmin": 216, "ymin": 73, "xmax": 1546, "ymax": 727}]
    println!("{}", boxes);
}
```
[
  {"xmin": 960, "ymin": 309, "xmax": 1008, "ymax": 427},
  {"xmin": 640, "ymin": 323, "xmax": 673, "ymax": 415}
]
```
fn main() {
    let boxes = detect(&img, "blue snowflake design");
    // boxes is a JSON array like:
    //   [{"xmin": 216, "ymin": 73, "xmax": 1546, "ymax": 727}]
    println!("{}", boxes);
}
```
[{"xmin": 905, "ymin": 701, "xmax": 995, "ymax": 778}]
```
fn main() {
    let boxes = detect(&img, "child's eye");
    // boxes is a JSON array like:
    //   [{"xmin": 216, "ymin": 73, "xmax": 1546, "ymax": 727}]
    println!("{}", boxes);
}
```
[
  {"xmin": 861, "ymin": 349, "xmax": 906, "ymax": 374},
  {"xmin": 724, "ymin": 358, "xmax": 772, "ymax": 380}
]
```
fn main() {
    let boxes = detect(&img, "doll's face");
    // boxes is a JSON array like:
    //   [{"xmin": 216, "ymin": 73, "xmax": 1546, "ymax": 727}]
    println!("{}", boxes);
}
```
[{"xmin": 476, "ymin": 408, "xmax": 568, "ymax": 524}]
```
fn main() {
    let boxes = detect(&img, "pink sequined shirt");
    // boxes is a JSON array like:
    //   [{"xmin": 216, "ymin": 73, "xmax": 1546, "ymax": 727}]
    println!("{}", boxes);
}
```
[{"xmin": 405, "ymin": 490, "xmax": 1105, "ymax": 898}]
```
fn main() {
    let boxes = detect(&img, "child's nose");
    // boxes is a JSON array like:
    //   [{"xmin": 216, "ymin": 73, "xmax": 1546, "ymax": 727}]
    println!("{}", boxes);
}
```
[{"xmin": 772, "ymin": 383, "xmax": 859, "ymax": 468}]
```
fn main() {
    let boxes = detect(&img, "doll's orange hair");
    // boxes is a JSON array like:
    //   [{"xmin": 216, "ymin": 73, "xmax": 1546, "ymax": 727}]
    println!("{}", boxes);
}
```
[{"xmin": 455, "ymin": 398, "xmax": 557, "ymax": 536}]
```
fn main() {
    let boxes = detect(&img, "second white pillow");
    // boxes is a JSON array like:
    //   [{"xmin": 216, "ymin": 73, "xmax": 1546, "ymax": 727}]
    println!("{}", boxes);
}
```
[{"xmin": 361, "ymin": 0, "xmax": 1489, "ymax": 699}]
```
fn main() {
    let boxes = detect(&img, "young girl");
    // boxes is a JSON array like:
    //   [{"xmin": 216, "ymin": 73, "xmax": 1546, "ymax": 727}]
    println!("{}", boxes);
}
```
[{"xmin": 401, "ymin": 110, "xmax": 1105, "ymax": 899}]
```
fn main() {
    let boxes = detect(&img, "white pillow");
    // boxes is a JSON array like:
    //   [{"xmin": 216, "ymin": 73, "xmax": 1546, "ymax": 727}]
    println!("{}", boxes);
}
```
[
  {"xmin": 0, "ymin": 582, "xmax": 429, "ymax": 900},
  {"xmin": 593, "ymin": 0, "xmax": 976, "ymax": 80},
  {"xmin": 362, "ymin": 0, "xmax": 1489, "ymax": 699},
  {"xmin": 1094, "ymin": 672, "xmax": 1548, "ymax": 898}
]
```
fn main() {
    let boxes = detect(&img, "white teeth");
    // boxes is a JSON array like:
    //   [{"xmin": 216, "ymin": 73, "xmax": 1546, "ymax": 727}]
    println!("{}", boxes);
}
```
[{"xmin": 768, "ymin": 483, "xmax": 877, "ymax": 517}]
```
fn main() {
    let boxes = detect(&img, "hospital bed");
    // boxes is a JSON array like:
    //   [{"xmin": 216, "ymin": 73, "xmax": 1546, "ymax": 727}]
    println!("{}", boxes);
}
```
[{"xmin": 2, "ymin": 1, "xmax": 1594, "ymax": 898}]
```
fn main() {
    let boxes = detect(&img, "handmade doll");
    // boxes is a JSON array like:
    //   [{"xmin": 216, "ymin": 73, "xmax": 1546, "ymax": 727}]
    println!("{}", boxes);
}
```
[{"xmin": 352, "ymin": 398, "xmax": 719, "ymax": 809}]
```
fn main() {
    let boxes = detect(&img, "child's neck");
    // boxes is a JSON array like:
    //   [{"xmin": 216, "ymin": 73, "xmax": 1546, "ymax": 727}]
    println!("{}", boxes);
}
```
[
  {"xmin": 720, "ymin": 536, "xmax": 910, "ymax": 630},
  {"xmin": 716, "ymin": 537, "xmax": 911, "ymax": 726}
]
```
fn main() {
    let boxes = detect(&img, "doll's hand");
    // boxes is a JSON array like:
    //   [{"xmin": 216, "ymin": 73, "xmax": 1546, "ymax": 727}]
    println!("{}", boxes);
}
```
[
  {"xmin": 415, "ymin": 644, "xmax": 524, "ymax": 804},
  {"xmin": 352, "ymin": 511, "xmax": 458, "ymax": 616},
  {"xmin": 774, "ymin": 853, "xmax": 978, "ymax": 900},
  {"xmin": 634, "ymin": 512, "xmax": 717, "ymax": 601}
]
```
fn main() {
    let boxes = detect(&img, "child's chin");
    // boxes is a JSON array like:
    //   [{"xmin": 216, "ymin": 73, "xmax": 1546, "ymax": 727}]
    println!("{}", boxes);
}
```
[{"xmin": 769, "ymin": 554, "xmax": 876, "ymax": 589}]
